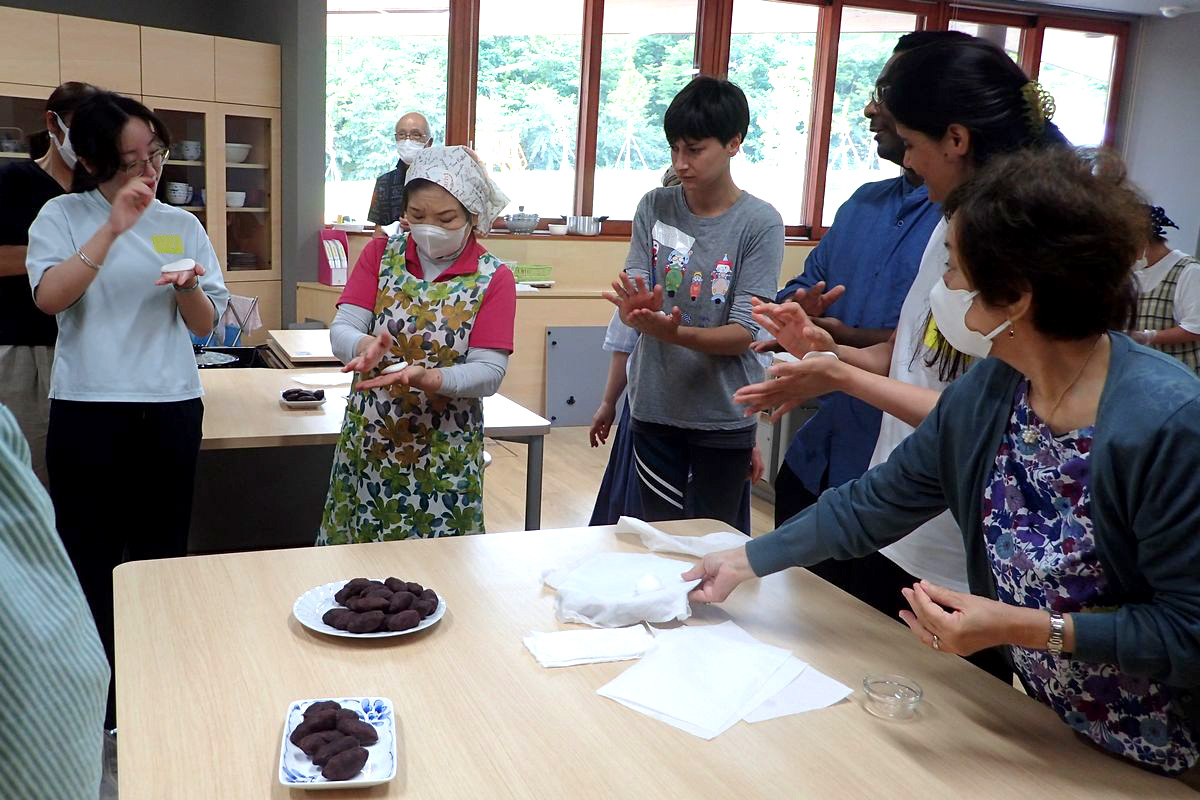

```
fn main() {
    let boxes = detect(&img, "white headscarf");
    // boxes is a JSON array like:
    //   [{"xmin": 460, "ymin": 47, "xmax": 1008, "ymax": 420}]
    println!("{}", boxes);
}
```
[{"xmin": 404, "ymin": 146, "xmax": 510, "ymax": 235}]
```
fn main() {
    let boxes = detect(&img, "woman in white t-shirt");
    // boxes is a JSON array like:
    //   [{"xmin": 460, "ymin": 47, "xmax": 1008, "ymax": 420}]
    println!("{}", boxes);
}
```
[
  {"xmin": 25, "ymin": 91, "xmax": 229, "ymax": 728},
  {"xmin": 734, "ymin": 39, "xmax": 1069, "ymax": 680}
]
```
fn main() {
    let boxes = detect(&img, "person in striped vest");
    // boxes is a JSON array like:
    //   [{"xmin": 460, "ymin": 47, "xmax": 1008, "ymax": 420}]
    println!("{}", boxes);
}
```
[
  {"xmin": 0, "ymin": 402, "xmax": 109, "ymax": 797},
  {"xmin": 1131, "ymin": 205, "xmax": 1200, "ymax": 373}
]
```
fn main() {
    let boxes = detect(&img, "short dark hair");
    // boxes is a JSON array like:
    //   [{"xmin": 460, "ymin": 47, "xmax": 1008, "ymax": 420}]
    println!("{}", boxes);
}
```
[
  {"xmin": 29, "ymin": 81, "xmax": 97, "ymax": 158},
  {"xmin": 886, "ymin": 39, "xmax": 1069, "ymax": 167},
  {"xmin": 893, "ymin": 30, "xmax": 972, "ymax": 54},
  {"xmin": 944, "ymin": 147, "xmax": 1141, "ymax": 341},
  {"xmin": 69, "ymin": 91, "xmax": 171, "ymax": 193},
  {"xmin": 663, "ymin": 76, "xmax": 749, "ymax": 146}
]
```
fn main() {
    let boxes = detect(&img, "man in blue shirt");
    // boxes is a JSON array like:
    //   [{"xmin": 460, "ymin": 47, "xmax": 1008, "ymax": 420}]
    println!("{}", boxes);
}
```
[{"xmin": 772, "ymin": 32, "xmax": 965, "ymax": 529}]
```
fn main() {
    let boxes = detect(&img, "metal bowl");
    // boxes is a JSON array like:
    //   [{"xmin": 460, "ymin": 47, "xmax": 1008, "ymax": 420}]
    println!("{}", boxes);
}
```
[{"xmin": 504, "ymin": 205, "xmax": 540, "ymax": 234}]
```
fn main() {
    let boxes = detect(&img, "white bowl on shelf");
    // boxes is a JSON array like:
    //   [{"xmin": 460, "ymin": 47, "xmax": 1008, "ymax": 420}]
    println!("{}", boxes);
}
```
[
  {"xmin": 226, "ymin": 191, "xmax": 247, "ymax": 208},
  {"xmin": 179, "ymin": 140, "xmax": 202, "ymax": 161},
  {"xmin": 225, "ymin": 143, "xmax": 252, "ymax": 163},
  {"xmin": 547, "ymin": 224, "xmax": 568, "ymax": 235}
]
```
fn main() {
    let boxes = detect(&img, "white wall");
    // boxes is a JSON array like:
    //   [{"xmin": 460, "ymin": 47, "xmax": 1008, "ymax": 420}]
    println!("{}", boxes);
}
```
[{"xmin": 1119, "ymin": 13, "xmax": 1200, "ymax": 254}]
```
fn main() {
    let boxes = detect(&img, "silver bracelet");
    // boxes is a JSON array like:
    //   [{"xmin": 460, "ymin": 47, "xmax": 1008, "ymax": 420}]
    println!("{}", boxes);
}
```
[
  {"xmin": 77, "ymin": 248, "xmax": 101, "ymax": 271},
  {"xmin": 1047, "ymin": 611, "xmax": 1066, "ymax": 658}
]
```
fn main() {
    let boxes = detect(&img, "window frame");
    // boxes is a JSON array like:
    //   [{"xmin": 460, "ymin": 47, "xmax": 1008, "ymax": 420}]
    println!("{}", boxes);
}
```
[{"xmin": 333, "ymin": 0, "xmax": 1131, "ymax": 240}]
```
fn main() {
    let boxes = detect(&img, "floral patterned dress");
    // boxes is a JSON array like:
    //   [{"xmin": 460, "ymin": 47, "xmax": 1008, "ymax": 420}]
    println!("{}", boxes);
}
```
[
  {"xmin": 982, "ymin": 380, "xmax": 1198, "ymax": 775},
  {"xmin": 317, "ymin": 233, "xmax": 500, "ymax": 543}
]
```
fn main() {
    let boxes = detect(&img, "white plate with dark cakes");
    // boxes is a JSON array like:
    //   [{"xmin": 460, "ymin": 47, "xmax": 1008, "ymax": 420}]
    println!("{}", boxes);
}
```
[
  {"xmin": 292, "ymin": 577, "xmax": 446, "ymax": 639},
  {"xmin": 278, "ymin": 697, "xmax": 397, "ymax": 789}
]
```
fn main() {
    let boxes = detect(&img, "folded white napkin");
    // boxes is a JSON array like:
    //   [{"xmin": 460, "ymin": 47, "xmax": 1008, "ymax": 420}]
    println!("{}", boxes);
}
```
[
  {"xmin": 597, "ymin": 621, "xmax": 803, "ymax": 739},
  {"xmin": 744, "ymin": 665, "xmax": 853, "ymax": 723},
  {"xmin": 291, "ymin": 372, "xmax": 353, "ymax": 387},
  {"xmin": 615, "ymin": 516, "xmax": 749, "ymax": 558},
  {"xmin": 597, "ymin": 621, "xmax": 850, "ymax": 738},
  {"xmin": 523, "ymin": 625, "xmax": 654, "ymax": 668},
  {"xmin": 543, "ymin": 552, "xmax": 700, "ymax": 627}
]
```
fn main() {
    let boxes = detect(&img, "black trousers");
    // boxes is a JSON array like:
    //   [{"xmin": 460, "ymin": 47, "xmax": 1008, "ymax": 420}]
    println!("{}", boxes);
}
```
[
  {"xmin": 631, "ymin": 423, "xmax": 753, "ymax": 533},
  {"xmin": 774, "ymin": 461, "xmax": 1012, "ymax": 683},
  {"xmin": 47, "ymin": 398, "xmax": 204, "ymax": 728}
]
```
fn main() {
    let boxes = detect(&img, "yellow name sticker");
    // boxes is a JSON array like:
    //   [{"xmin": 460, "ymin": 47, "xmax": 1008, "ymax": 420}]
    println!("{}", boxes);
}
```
[{"xmin": 152, "ymin": 234, "xmax": 184, "ymax": 255}]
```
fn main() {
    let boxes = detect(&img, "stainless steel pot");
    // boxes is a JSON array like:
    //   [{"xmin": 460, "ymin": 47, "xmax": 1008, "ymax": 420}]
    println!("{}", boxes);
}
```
[{"xmin": 565, "ymin": 215, "xmax": 607, "ymax": 236}]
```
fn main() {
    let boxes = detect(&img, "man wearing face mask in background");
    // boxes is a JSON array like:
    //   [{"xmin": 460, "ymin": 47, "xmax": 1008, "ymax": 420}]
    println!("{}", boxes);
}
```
[
  {"xmin": 367, "ymin": 111, "xmax": 433, "ymax": 232},
  {"xmin": 0, "ymin": 82, "xmax": 96, "ymax": 487}
]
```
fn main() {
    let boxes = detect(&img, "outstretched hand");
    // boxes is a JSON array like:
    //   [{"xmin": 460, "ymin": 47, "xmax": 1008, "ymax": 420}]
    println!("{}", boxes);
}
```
[{"xmin": 751, "ymin": 297, "xmax": 836, "ymax": 359}]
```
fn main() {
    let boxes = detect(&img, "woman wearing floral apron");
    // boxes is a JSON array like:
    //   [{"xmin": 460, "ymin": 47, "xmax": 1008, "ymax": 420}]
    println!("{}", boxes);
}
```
[{"xmin": 319, "ymin": 147, "xmax": 515, "ymax": 543}]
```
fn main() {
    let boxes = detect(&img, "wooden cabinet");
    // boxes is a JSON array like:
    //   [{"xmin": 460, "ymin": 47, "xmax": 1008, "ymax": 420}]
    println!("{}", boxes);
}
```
[
  {"xmin": 140, "ymin": 27, "xmax": 215, "ymax": 101},
  {"xmin": 0, "ymin": 8, "xmax": 59, "ymax": 88},
  {"xmin": 215, "ymin": 38, "xmax": 280, "ymax": 107},
  {"xmin": 59, "ymin": 16, "xmax": 141, "ymax": 95}
]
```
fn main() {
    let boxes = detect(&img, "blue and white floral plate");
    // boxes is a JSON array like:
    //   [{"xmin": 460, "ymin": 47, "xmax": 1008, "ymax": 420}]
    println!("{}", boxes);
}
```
[
  {"xmin": 293, "ymin": 579, "xmax": 447, "ymax": 639},
  {"xmin": 278, "ymin": 697, "xmax": 397, "ymax": 789}
]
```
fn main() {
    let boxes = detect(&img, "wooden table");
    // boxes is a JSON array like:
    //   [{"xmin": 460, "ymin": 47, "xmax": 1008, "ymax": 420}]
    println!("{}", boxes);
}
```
[
  {"xmin": 265, "ymin": 329, "xmax": 341, "ymax": 367},
  {"xmin": 113, "ymin": 520, "xmax": 1192, "ymax": 799},
  {"xmin": 199, "ymin": 368, "xmax": 551, "ymax": 529}
]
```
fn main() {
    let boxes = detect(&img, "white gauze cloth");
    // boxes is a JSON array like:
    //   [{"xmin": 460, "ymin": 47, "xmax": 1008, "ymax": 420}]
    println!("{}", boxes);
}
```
[{"xmin": 542, "ymin": 552, "xmax": 700, "ymax": 627}]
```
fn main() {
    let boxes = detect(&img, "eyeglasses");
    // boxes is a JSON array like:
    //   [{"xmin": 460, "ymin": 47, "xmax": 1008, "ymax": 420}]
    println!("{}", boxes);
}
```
[
  {"xmin": 120, "ymin": 147, "xmax": 169, "ymax": 176},
  {"xmin": 869, "ymin": 84, "xmax": 889, "ymax": 107},
  {"xmin": 395, "ymin": 132, "xmax": 429, "ymax": 143}
]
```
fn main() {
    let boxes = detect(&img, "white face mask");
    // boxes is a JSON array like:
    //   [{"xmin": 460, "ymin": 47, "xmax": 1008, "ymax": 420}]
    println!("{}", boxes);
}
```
[
  {"xmin": 928, "ymin": 278, "xmax": 1011, "ymax": 359},
  {"xmin": 409, "ymin": 223, "xmax": 469, "ymax": 261},
  {"xmin": 52, "ymin": 112, "xmax": 77, "ymax": 169},
  {"xmin": 396, "ymin": 140, "xmax": 424, "ymax": 165}
]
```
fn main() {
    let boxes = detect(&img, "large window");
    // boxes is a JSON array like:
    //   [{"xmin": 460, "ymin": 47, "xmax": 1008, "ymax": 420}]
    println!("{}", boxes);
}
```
[
  {"xmin": 727, "ymin": 0, "xmax": 818, "ymax": 227},
  {"xmin": 475, "ymin": 0, "xmax": 584, "ymax": 218},
  {"xmin": 822, "ymin": 7, "xmax": 917, "ymax": 227},
  {"xmin": 1038, "ymin": 27, "xmax": 1117, "ymax": 147},
  {"xmin": 593, "ymin": 0, "xmax": 698, "ymax": 220},
  {"xmin": 324, "ymin": 1, "xmax": 1130, "ymax": 237},
  {"xmin": 325, "ymin": 0, "xmax": 449, "ymax": 223}
]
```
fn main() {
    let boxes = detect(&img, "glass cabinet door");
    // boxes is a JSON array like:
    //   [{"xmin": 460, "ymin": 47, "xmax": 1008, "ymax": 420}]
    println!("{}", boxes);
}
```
[
  {"xmin": 155, "ymin": 107, "xmax": 209, "ymax": 224},
  {"xmin": 222, "ymin": 106, "xmax": 280, "ymax": 281},
  {"xmin": 0, "ymin": 86, "xmax": 55, "ymax": 163}
]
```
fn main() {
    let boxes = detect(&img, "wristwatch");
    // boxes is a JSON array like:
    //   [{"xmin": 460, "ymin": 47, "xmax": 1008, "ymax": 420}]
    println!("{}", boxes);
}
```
[{"xmin": 1047, "ymin": 611, "xmax": 1066, "ymax": 658}]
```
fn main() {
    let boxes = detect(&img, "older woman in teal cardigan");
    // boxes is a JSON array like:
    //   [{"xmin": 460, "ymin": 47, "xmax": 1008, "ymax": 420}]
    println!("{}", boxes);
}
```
[{"xmin": 698, "ymin": 148, "xmax": 1200, "ymax": 780}]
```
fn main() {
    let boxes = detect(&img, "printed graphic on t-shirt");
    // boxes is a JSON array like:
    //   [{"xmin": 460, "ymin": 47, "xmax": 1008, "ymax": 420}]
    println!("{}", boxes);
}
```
[
  {"xmin": 651, "ymin": 221, "xmax": 695, "ymax": 299},
  {"xmin": 689, "ymin": 270, "xmax": 703, "ymax": 302},
  {"xmin": 711, "ymin": 255, "xmax": 733, "ymax": 305},
  {"xmin": 152, "ymin": 234, "xmax": 184, "ymax": 255}
]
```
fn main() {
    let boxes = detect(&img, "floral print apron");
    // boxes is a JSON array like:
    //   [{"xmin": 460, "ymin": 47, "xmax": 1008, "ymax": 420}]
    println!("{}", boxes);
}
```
[{"xmin": 318, "ymin": 233, "xmax": 498, "ymax": 544}]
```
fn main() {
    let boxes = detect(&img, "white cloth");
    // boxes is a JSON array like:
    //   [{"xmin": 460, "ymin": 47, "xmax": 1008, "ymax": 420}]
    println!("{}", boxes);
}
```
[
  {"xmin": 868, "ymin": 218, "xmax": 971, "ymax": 593},
  {"xmin": 404, "ymin": 146, "xmax": 510, "ymax": 234},
  {"xmin": 596, "ymin": 621, "xmax": 806, "ymax": 739},
  {"xmin": 542, "ymin": 552, "xmax": 700, "ymax": 627},
  {"xmin": 290, "ymin": 372, "xmax": 352, "ymax": 387},
  {"xmin": 219, "ymin": 294, "xmax": 262, "ymax": 335},
  {"xmin": 26, "ymin": 191, "xmax": 229, "ymax": 402},
  {"xmin": 615, "ymin": 516, "xmax": 749, "ymax": 558},
  {"xmin": 1134, "ymin": 249, "xmax": 1200, "ymax": 333},
  {"xmin": 522, "ymin": 625, "xmax": 654, "ymax": 668}
]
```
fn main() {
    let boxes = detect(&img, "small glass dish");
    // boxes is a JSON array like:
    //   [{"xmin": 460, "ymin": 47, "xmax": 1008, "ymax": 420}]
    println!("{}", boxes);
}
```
[{"xmin": 862, "ymin": 674, "xmax": 923, "ymax": 720}]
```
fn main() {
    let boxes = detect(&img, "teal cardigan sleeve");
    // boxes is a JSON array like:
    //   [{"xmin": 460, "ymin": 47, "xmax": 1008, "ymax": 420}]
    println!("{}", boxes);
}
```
[
  {"xmin": 1074, "ymin": 394, "xmax": 1200, "ymax": 687},
  {"xmin": 746, "ymin": 389, "xmax": 951, "ymax": 577}
]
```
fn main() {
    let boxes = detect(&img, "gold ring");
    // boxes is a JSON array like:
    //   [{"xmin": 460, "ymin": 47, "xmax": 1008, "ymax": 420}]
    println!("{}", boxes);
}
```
[{"xmin": 931, "ymin": 634, "xmax": 941, "ymax": 651}]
